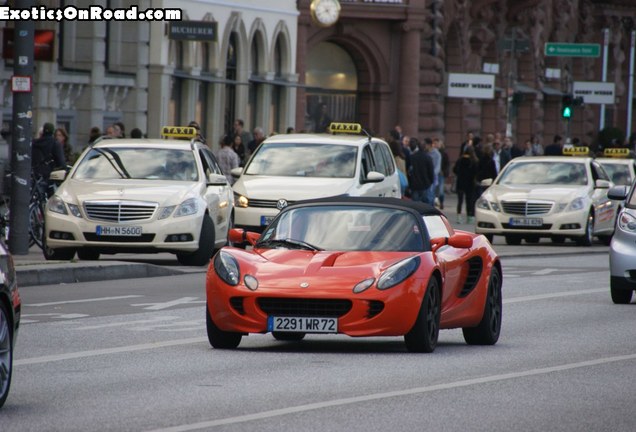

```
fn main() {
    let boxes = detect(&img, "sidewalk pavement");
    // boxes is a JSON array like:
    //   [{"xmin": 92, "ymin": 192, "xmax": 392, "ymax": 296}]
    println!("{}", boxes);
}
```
[{"xmin": 11, "ymin": 191, "xmax": 608, "ymax": 287}]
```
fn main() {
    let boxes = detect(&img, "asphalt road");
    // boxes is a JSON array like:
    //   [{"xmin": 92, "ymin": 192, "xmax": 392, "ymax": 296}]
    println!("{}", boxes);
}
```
[{"xmin": 2, "ymin": 249, "xmax": 635, "ymax": 432}]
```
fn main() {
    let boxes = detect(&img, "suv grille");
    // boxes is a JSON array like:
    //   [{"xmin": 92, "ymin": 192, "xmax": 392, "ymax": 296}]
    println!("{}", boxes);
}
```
[
  {"xmin": 501, "ymin": 201, "xmax": 553, "ymax": 215},
  {"xmin": 84, "ymin": 200, "xmax": 157, "ymax": 222}
]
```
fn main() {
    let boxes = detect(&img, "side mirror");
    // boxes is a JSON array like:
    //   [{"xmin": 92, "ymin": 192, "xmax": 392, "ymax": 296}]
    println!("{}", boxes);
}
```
[
  {"xmin": 231, "ymin": 167, "xmax": 243, "ymax": 178},
  {"xmin": 49, "ymin": 169, "xmax": 67, "ymax": 182},
  {"xmin": 228, "ymin": 228, "xmax": 259, "ymax": 246},
  {"xmin": 207, "ymin": 173, "xmax": 228, "ymax": 186},
  {"xmin": 608, "ymin": 185, "xmax": 629, "ymax": 201},
  {"xmin": 448, "ymin": 233, "xmax": 473, "ymax": 249},
  {"xmin": 480, "ymin": 178, "xmax": 493, "ymax": 187},
  {"xmin": 595, "ymin": 179, "xmax": 611, "ymax": 189},
  {"xmin": 363, "ymin": 171, "xmax": 385, "ymax": 184}
]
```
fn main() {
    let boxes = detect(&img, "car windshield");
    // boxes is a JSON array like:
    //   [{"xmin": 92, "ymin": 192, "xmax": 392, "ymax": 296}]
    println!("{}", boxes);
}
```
[
  {"xmin": 73, "ymin": 147, "xmax": 199, "ymax": 181},
  {"xmin": 258, "ymin": 205, "xmax": 425, "ymax": 252},
  {"xmin": 244, "ymin": 143, "xmax": 357, "ymax": 177},
  {"xmin": 497, "ymin": 161, "xmax": 588, "ymax": 186},
  {"xmin": 599, "ymin": 162, "xmax": 632, "ymax": 185}
]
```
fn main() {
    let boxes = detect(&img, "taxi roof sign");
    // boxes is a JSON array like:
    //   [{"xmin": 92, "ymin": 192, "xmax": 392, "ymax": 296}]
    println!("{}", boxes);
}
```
[
  {"xmin": 562, "ymin": 146, "xmax": 590, "ymax": 156},
  {"xmin": 328, "ymin": 122, "xmax": 363, "ymax": 134},
  {"xmin": 603, "ymin": 148, "xmax": 631, "ymax": 158},
  {"xmin": 161, "ymin": 126, "xmax": 198, "ymax": 139}
]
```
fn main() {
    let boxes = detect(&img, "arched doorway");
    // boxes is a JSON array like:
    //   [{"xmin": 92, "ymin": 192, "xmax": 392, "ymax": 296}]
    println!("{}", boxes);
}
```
[{"xmin": 305, "ymin": 42, "xmax": 358, "ymax": 132}]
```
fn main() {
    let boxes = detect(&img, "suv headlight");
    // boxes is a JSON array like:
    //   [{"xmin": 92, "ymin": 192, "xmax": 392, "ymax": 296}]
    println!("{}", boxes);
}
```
[
  {"xmin": 618, "ymin": 212, "xmax": 636, "ymax": 233},
  {"xmin": 377, "ymin": 256, "xmax": 420, "ymax": 290},
  {"xmin": 234, "ymin": 192, "xmax": 248, "ymax": 208}
]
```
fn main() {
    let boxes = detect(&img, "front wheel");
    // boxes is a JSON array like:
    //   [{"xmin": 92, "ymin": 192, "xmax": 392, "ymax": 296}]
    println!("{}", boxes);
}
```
[
  {"xmin": 576, "ymin": 211, "xmax": 594, "ymax": 246},
  {"xmin": 404, "ymin": 277, "xmax": 441, "ymax": 353},
  {"xmin": 43, "ymin": 235, "xmax": 76, "ymax": 260},
  {"xmin": 0, "ymin": 302, "xmax": 13, "ymax": 408},
  {"xmin": 177, "ymin": 215, "xmax": 215, "ymax": 266},
  {"xmin": 463, "ymin": 266, "xmax": 502, "ymax": 345},
  {"xmin": 206, "ymin": 306, "xmax": 242, "ymax": 349}
]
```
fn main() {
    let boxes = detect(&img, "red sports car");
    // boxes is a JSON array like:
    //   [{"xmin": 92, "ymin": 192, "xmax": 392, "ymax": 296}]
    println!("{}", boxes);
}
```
[{"xmin": 205, "ymin": 197, "xmax": 502, "ymax": 353}]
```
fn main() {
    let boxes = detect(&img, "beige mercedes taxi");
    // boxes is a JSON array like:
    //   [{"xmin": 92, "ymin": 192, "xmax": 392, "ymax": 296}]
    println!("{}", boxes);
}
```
[
  {"xmin": 231, "ymin": 122, "xmax": 401, "ymax": 232},
  {"xmin": 43, "ymin": 126, "xmax": 233, "ymax": 265},
  {"xmin": 475, "ymin": 147, "xmax": 618, "ymax": 246}
]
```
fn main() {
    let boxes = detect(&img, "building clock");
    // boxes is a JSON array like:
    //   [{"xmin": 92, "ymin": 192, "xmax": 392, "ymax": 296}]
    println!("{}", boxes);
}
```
[{"xmin": 310, "ymin": 0, "xmax": 341, "ymax": 27}]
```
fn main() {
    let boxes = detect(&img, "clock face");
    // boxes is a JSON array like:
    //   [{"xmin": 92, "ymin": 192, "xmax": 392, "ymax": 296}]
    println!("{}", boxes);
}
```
[{"xmin": 311, "ymin": 0, "xmax": 341, "ymax": 27}]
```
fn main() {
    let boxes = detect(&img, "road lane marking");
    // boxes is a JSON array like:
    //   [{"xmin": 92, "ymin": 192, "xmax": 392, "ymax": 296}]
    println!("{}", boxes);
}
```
[
  {"xmin": 28, "ymin": 295, "xmax": 143, "ymax": 307},
  {"xmin": 14, "ymin": 337, "xmax": 207, "ymax": 366},
  {"xmin": 132, "ymin": 297, "xmax": 204, "ymax": 310},
  {"xmin": 73, "ymin": 316, "xmax": 180, "ymax": 330},
  {"xmin": 503, "ymin": 288, "xmax": 605, "ymax": 303},
  {"xmin": 145, "ymin": 352, "xmax": 636, "ymax": 432}
]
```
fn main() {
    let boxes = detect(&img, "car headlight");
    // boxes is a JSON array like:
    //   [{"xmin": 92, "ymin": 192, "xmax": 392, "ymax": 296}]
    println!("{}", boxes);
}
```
[
  {"xmin": 618, "ymin": 212, "xmax": 636, "ymax": 233},
  {"xmin": 377, "ymin": 256, "xmax": 420, "ymax": 290},
  {"xmin": 67, "ymin": 203, "xmax": 82, "ymax": 218},
  {"xmin": 173, "ymin": 198, "xmax": 198, "ymax": 217},
  {"xmin": 214, "ymin": 251, "xmax": 240, "ymax": 286},
  {"xmin": 477, "ymin": 198, "xmax": 497, "ymax": 211},
  {"xmin": 46, "ymin": 196, "xmax": 68, "ymax": 215},
  {"xmin": 234, "ymin": 192, "xmax": 248, "ymax": 208},
  {"xmin": 158, "ymin": 206, "xmax": 176, "ymax": 220},
  {"xmin": 567, "ymin": 197, "xmax": 585, "ymax": 211}
]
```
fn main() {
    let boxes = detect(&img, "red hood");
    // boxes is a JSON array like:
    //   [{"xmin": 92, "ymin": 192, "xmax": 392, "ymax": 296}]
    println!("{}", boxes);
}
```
[{"xmin": 236, "ymin": 249, "xmax": 419, "ymax": 289}]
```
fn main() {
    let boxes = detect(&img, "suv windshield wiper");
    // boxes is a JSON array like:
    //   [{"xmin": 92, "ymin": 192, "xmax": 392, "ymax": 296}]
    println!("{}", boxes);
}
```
[{"xmin": 256, "ymin": 238, "xmax": 322, "ymax": 251}]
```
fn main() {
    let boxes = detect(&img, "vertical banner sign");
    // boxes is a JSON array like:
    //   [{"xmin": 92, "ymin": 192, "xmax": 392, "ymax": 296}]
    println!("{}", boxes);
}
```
[{"xmin": 10, "ymin": 0, "xmax": 36, "ymax": 255}]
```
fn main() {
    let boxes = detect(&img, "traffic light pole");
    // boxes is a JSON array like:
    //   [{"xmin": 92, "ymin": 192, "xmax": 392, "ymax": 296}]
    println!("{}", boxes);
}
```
[{"xmin": 9, "ymin": 0, "xmax": 36, "ymax": 255}]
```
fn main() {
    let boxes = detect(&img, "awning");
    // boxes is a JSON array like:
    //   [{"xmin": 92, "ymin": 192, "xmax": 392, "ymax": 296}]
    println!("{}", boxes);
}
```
[
  {"xmin": 514, "ymin": 82, "xmax": 539, "ymax": 94},
  {"xmin": 542, "ymin": 86, "xmax": 564, "ymax": 96}
]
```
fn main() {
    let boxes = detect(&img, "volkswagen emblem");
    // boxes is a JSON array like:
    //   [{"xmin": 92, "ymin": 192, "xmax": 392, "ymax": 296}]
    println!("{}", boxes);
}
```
[
  {"xmin": 276, "ymin": 199, "xmax": 288, "ymax": 210},
  {"xmin": 300, "ymin": 282, "xmax": 309, "ymax": 288}
]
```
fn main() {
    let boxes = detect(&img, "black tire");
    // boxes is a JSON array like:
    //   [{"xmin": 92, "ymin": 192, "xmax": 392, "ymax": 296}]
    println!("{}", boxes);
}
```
[
  {"xmin": 273, "ymin": 332, "xmax": 306, "ymax": 341},
  {"xmin": 177, "ymin": 215, "xmax": 215, "ymax": 266},
  {"xmin": 505, "ymin": 235, "xmax": 522, "ymax": 245},
  {"xmin": 610, "ymin": 280, "xmax": 633, "ymax": 305},
  {"xmin": 598, "ymin": 235, "xmax": 612, "ymax": 246},
  {"xmin": 206, "ymin": 306, "xmax": 242, "ymax": 349},
  {"xmin": 463, "ymin": 266, "xmax": 503, "ymax": 345},
  {"xmin": 576, "ymin": 212, "xmax": 594, "ymax": 246},
  {"xmin": 404, "ymin": 277, "xmax": 441, "ymax": 353},
  {"xmin": 0, "ymin": 301, "xmax": 13, "ymax": 408},
  {"xmin": 43, "ymin": 235, "xmax": 76, "ymax": 261},
  {"xmin": 77, "ymin": 249, "xmax": 100, "ymax": 261},
  {"xmin": 29, "ymin": 202, "xmax": 44, "ymax": 250},
  {"xmin": 484, "ymin": 234, "xmax": 494, "ymax": 243}
]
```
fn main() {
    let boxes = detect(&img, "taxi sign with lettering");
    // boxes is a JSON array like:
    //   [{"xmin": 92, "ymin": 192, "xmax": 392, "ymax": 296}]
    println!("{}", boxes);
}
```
[
  {"xmin": 603, "ymin": 148, "xmax": 631, "ymax": 158},
  {"xmin": 562, "ymin": 146, "xmax": 590, "ymax": 156},
  {"xmin": 328, "ymin": 122, "xmax": 362, "ymax": 134},
  {"xmin": 161, "ymin": 126, "xmax": 198, "ymax": 138}
]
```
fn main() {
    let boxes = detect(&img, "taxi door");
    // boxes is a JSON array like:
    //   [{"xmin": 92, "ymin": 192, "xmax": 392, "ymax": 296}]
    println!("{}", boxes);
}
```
[
  {"xmin": 199, "ymin": 148, "xmax": 234, "ymax": 244},
  {"xmin": 590, "ymin": 161, "xmax": 617, "ymax": 232}
]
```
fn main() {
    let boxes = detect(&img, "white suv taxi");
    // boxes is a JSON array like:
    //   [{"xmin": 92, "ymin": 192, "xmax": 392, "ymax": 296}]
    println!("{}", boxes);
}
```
[
  {"xmin": 44, "ymin": 126, "xmax": 233, "ymax": 266},
  {"xmin": 231, "ymin": 122, "xmax": 401, "ymax": 232}
]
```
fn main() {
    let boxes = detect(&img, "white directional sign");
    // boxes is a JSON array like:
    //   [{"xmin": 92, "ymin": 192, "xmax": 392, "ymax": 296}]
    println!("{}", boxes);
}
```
[
  {"xmin": 573, "ymin": 81, "xmax": 615, "ymax": 105},
  {"xmin": 447, "ymin": 73, "xmax": 495, "ymax": 99}
]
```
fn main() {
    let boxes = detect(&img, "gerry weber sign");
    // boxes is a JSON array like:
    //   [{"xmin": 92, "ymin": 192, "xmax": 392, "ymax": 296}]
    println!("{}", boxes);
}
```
[
  {"xmin": 447, "ymin": 73, "xmax": 495, "ymax": 99},
  {"xmin": 572, "ymin": 81, "xmax": 615, "ymax": 105},
  {"xmin": 169, "ymin": 21, "xmax": 217, "ymax": 42}
]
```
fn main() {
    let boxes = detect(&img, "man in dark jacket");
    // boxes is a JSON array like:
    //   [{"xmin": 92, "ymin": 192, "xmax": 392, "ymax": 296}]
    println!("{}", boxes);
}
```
[
  {"xmin": 32, "ymin": 122, "xmax": 66, "ymax": 181},
  {"xmin": 409, "ymin": 138, "xmax": 436, "ymax": 205}
]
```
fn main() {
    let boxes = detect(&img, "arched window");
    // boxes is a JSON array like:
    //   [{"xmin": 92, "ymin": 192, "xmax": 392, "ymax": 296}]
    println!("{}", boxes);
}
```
[{"xmin": 306, "ymin": 42, "xmax": 358, "ymax": 131}]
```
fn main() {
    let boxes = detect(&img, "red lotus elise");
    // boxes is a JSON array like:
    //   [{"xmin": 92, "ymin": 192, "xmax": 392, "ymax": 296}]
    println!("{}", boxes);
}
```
[{"xmin": 205, "ymin": 197, "xmax": 502, "ymax": 353}]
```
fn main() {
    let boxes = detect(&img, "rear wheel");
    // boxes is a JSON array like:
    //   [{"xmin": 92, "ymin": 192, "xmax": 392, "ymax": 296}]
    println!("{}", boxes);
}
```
[
  {"xmin": 0, "ymin": 302, "xmax": 13, "ymax": 408},
  {"xmin": 177, "ymin": 215, "xmax": 215, "ymax": 266},
  {"xmin": 205, "ymin": 306, "xmax": 242, "ymax": 349},
  {"xmin": 463, "ymin": 266, "xmax": 502, "ymax": 345},
  {"xmin": 404, "ymin": 277, "xmax": 441, "ymax": 353}
]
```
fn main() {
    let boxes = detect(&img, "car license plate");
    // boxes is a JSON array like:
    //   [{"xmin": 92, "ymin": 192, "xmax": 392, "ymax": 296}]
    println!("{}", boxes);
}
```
[
  {"xmin": 509, "ymin": 217, "xmax": 543, "ymax": 227},
  {"xmin": 96, "ymin": 225, "xmax": 143, "ymax": 236},
  {"xmin": 260, "ymin": 215, "xmax": 275, "ymax": 226},
  {"xmin": 267, "ymin": 316, "xmax": 337, "ymax": 333}
]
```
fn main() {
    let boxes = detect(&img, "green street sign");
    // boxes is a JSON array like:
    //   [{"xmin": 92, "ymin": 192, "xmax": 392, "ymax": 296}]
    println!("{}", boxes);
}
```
[{"xmin": 544, "ymin": 43, "xmax": 600, "ymax": 57}]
